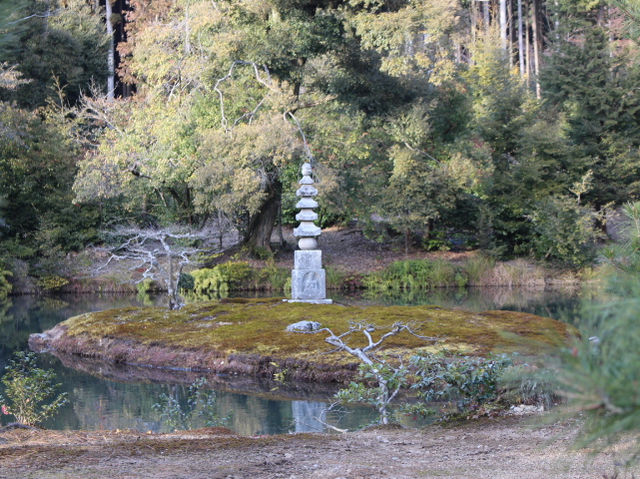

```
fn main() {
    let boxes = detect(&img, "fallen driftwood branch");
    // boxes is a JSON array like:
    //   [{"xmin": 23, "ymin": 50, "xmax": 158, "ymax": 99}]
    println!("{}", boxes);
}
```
[{"xmin": 0, "ymin": 422, "xmax": 40, "ymax": 432}]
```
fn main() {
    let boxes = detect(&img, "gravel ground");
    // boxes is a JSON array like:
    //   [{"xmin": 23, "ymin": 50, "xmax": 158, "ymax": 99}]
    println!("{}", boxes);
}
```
[{"xmin": 1, "ymin": 416, "xmax": 638, "ymax": 479}]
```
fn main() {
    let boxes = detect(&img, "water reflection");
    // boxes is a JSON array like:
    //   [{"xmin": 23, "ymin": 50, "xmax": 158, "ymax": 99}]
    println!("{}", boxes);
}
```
[
  {"xmin": 334, "ymin": 286, "xmax": 595, "ymax": 323},
  {"xmin": 0, "ymin": 287, "xmax": 598, "ymax": 433},
  {"xmin": 34, "ymin": 356, "xmax": 377, "ymax": 434},
  {"xmin": 292, "ymin": 400, "xmax": 327, "ymax": 432}
]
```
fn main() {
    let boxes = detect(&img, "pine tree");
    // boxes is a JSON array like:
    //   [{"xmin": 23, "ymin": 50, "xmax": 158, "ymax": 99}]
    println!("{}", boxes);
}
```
[{"xmin": 541, "ymin": 27, "xmax": 640, "ymax": 205}]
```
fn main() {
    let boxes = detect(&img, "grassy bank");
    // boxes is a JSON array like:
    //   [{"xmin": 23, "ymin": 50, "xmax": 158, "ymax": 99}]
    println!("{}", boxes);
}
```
[{"xmin": 182, "ymin": 256, "xmax": 591, "ymax": 299}]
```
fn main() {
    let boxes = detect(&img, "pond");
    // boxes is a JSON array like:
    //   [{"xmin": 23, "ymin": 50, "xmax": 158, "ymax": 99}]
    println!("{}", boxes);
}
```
[{"xmin": 0, "ymin": 287, "xmax": 596, "ymax": 434}]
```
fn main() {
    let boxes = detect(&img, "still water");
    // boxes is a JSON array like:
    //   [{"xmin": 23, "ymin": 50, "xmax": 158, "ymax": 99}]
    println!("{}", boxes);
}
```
[{"xmin": 0, "ymin": 288, "xmax": 593, "ymax": 434}]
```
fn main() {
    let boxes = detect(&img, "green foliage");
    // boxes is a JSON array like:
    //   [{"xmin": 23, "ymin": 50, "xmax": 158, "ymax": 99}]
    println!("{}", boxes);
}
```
[
  {"xmin": 557, "ymin": 278, "xmax": 640, "ymax": 461},
  {"xmin": 190, "ymin": 260, "xmax": 289, "ymax": 295},
  {"xmin": 464, "ymin": 254, "xmax": 495, "ymax": 285},
  {"xmin": 335, "ymin": 360, "xmax": 409, "ymax": 411},
  {"xmin": 461, "ymin": 32, "xmax": 577, "ymax": 258},
  {"xmin": 191, "ymin": 262, "xmax": 253, "ymax": 294},
  {"xmin": 541, "ymin": 27, "xmax": 640, "ymax": 207},
  {"xmin": 136, "ymin": 278, "xmax": 159, "ymax": 296},
  {"xmin": 0, "ymin": 99, "xmax": 103, "ymax": 276},
  {"xmin": 0, "ymin": 268, "xmax": 12, "ymax": 299},
  {"xmin": 0, "ymin": 351, "xmax": 68, "ymax": 426},
  {"xmin": 325, "ymin": 266, "xmax": 362, "ymax": 291},
  {"xmin": 529, "ymin": 195, "xmax": 601, "ymax": 268},
  {"xmin": 35, "ymin": 275, "xmax": 69, "ymax": 292},
  {"xmin": 603, "ymin": 201, "xmax": 640, "ymax": 273},
  {"xmin": 177, "ymin": 272, "xmax": 195, "ymax": 292},
  {"xmin": 0, "ymin": 0, "xmax": 109, "ymax": 108},
  {"xmin": 613, "ymin": 0, "xmax": 640, "ymax": 42},
  {"xmin": 381, "ymin": 100, "xmax": 467, "ymax": 242},
  {"xmin": 364, "ymin": 259, "xmax": 462, "ymax": 291},
  {"xmin": 499, "ymin": 362, "xmax": 559, "ymax": 410},
  {"xmin": 334, "ymin": 348, "xmax": 517, "ymax": 424},
  {"xmin": 410, "ymin": 351, "xmax": 513, "ymax": 413},
  {"xmin": 555, "ymin": 203, "xmax": 640, "ymax": 459},
  {"xmin": 152, "ymin": 377, "xmax": 227, "ymax": 432},
  {"xmin": 0, "ymin": 0, "xmax": 635, "ymax": 277},
  {"xmin": 251, "ymin": 260, "xmax": 289, "ymax": 291}
]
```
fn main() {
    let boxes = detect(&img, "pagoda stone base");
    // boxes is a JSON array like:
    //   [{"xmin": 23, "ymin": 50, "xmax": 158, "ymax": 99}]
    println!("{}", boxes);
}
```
[
  {"xmin": 285, "ymin": 298, "xmax": 334, "ymax": 304},
  {"xmin": 287, "ymin": 250, "xmax": 332, "ymax": 303}
]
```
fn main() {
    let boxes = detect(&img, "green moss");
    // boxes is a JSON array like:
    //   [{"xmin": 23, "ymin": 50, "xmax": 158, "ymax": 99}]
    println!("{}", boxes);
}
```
[{"xmin": 62, "ymin": 298, "xmax": 571, "ymax": 362}]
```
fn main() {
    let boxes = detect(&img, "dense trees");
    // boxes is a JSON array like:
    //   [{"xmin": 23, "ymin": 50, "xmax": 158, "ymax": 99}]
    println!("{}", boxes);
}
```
[
  {"xmin": 0, "ymin": 0, "xmax": 108, "ymax": 108},
  {"xmin": 1, "ymin": 0, "xmax": 640, "ymax": 277}
]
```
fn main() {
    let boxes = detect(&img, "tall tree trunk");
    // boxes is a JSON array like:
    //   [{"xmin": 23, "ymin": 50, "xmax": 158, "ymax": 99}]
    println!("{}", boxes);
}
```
[
  {"xmin": 483, "ymin": 0, "xmax": 490, "ymax": 27},
  {"xmin": 553, "ymin": 0, "xmax": 560, "ymax": 39},
  {"xmin": 277, "ymin": 203, "xmax": 285, "ymax": 247},
  {"xmin": 532, "ymin": 0, "xmax": 541, "ymax": 97},
  {"xmin": 106, "ymin": 0, "xmax": 115, "ymax": 100},
  {"xmin": 184, "ymin": 2, "xmax": 191, "ymax": 55},
  {"xmin": 471, "ymin": 0, "xmax": 477, "ymax": 46},
  {"xmin": 517, "ymin": 0, "xmax": 525, "ymax": 78},
  {"xmin": 525, "ymin": 2, "xmax": 531, "ymax": 88},
  {"xmin": 508, "ymin": 0, "xmax": 514, "ymax": 67},
  {"xmin": 500, "ymin": 0, "xmax": 508, "ymax": 50},
  {"xmin": 244, "ymin": 180, "xmax": 282, "ymax": 252}
]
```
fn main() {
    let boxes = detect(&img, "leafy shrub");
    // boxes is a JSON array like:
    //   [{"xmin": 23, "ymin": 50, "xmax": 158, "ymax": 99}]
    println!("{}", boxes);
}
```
[
  {"xmin": 422, "ymin": 230, "xmax": 451, "ymax": 252},
  {"xmin": 463, "ymin": 254, "xmax": 495, "ymax": 285},
  {"xmin": 325, "ymin": 266, "xmax": 346, "ymax": 290},
  {"xmin": 251, "ymin": 261, "xmax": 288, "ymax": 291},
  {"xmin": 333, "ymin": 349, "xmax": 516, "ymax": 425},
  {"xmin": 529, "ymin": 196, "xmax": 600, "ymax": 268},
  {"xmin": 0, "ymin": 351, "xmax": 68, "ymax": 426},
  {"xmin": 177, "ymin": 272, "xmax": 195, "ymax": 291},
  {"xmin": 135, "ymin": 278, "xmax": 159, "ymax": 295},
  {"xmin": 191, "ymin": 261, "xmax": 252, "ymax": 294},
  {"xmin": 410, "ymin": 351, "xmax": 513, "ymax": 413},
  {"xmin": 0, "ymin": 268, "xmax": 12, "ymax": 299},
  {"xmin": 335, "ymin": 360, "xmax": 409, "ymax": 413},
  {"xmin": 499, "ymin": 362, "xmax": 559, "ymax": 409},
  {"xmin": 364, "ymin": 259, "xmax": 463, "ymax": 291},
  {"xmin": 251, "ymin": 246, "xmax": 273, "ymax": 261},
  {"xmin": 152, "ymin": 378, "xmax": 227, "ymax": 431},
  {"xmin": 35, "ymin": 275, "xmax": 69, "ymax": 291}
]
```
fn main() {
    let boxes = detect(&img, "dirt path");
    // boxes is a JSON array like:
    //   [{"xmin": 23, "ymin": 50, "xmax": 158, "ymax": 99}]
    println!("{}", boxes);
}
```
[{"xmin": 1, "ymin": 416, "xmax": 636, "ymax": 479}]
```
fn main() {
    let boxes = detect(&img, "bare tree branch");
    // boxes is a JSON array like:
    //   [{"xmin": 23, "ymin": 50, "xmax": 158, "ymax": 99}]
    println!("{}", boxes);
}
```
[
  {"xmin": 4, "ymin": 9, "xmax": 62, "ymax": 25},
  {"xmin": 213, "ymin": 60, "xmax": 274, "ymax": 132},
  {"xmin": 295, "ymin": 322, "xmax": 439, "ymax": 424},
  {"xmin": 284, "ymin": 111, "xmax": 314, "ymax": 164},
  {"xmin": 95, "ymin": 226, "xmax": 231, "ymax": 309}
]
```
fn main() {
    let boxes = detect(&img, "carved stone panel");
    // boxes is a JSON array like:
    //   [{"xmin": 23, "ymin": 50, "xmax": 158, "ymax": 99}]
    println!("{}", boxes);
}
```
[{"xmin": 294, "ymin": 250, "xmax": 322, "ymax": 270}]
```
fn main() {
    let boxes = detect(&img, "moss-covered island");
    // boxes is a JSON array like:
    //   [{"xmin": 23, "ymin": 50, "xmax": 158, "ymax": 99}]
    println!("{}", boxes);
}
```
[{"xmin": 29, "ymin": 298, "xmax": 571, "ymax": 384}]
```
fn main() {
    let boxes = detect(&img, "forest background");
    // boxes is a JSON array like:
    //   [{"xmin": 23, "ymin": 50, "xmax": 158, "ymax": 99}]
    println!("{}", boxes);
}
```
[{"xmin": 1, "ymin": 0, "xmax": 639, "ymax": 290}]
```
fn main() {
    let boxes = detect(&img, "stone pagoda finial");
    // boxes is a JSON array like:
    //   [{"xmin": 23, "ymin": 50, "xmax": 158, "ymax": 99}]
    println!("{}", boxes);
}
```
[
  {"xmin": 293, "ymin": 162, "xmax": 321, "ymax": 250},
  {"xmin": 287, "ymin": 162, "xmax": 332, "ymax": 304}
]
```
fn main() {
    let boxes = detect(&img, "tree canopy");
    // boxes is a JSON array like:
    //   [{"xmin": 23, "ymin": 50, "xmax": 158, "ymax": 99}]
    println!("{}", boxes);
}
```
[{"xmin": 1, "ymin": 0, "xmax": 639, "ymax": 274}]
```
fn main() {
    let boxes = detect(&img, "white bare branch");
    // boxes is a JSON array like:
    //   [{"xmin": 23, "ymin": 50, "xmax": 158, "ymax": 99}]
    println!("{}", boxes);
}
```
[
  {"xmin": 295, "ymin": 322, "xmax": 438, "ymax": 424},
  {"xmin": 95, "ymin": 225, "xmax": 229, "ymax": 310},
  {"xmin": 4, "ymin": 9, "xmax": 62, "ymax": 25},
  {"xmin": 213, "ymin": 60, "xmax": 275, "ymax": 132},
  {"xmin": 284, "ymin": 111, "xmax": 314, "ymax": 163}
]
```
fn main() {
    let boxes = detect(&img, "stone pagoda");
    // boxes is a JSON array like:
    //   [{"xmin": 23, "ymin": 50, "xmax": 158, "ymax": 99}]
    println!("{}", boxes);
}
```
[{"xmin": 287, "ymin": 162, "xmax": 332, "ymax": 304}]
